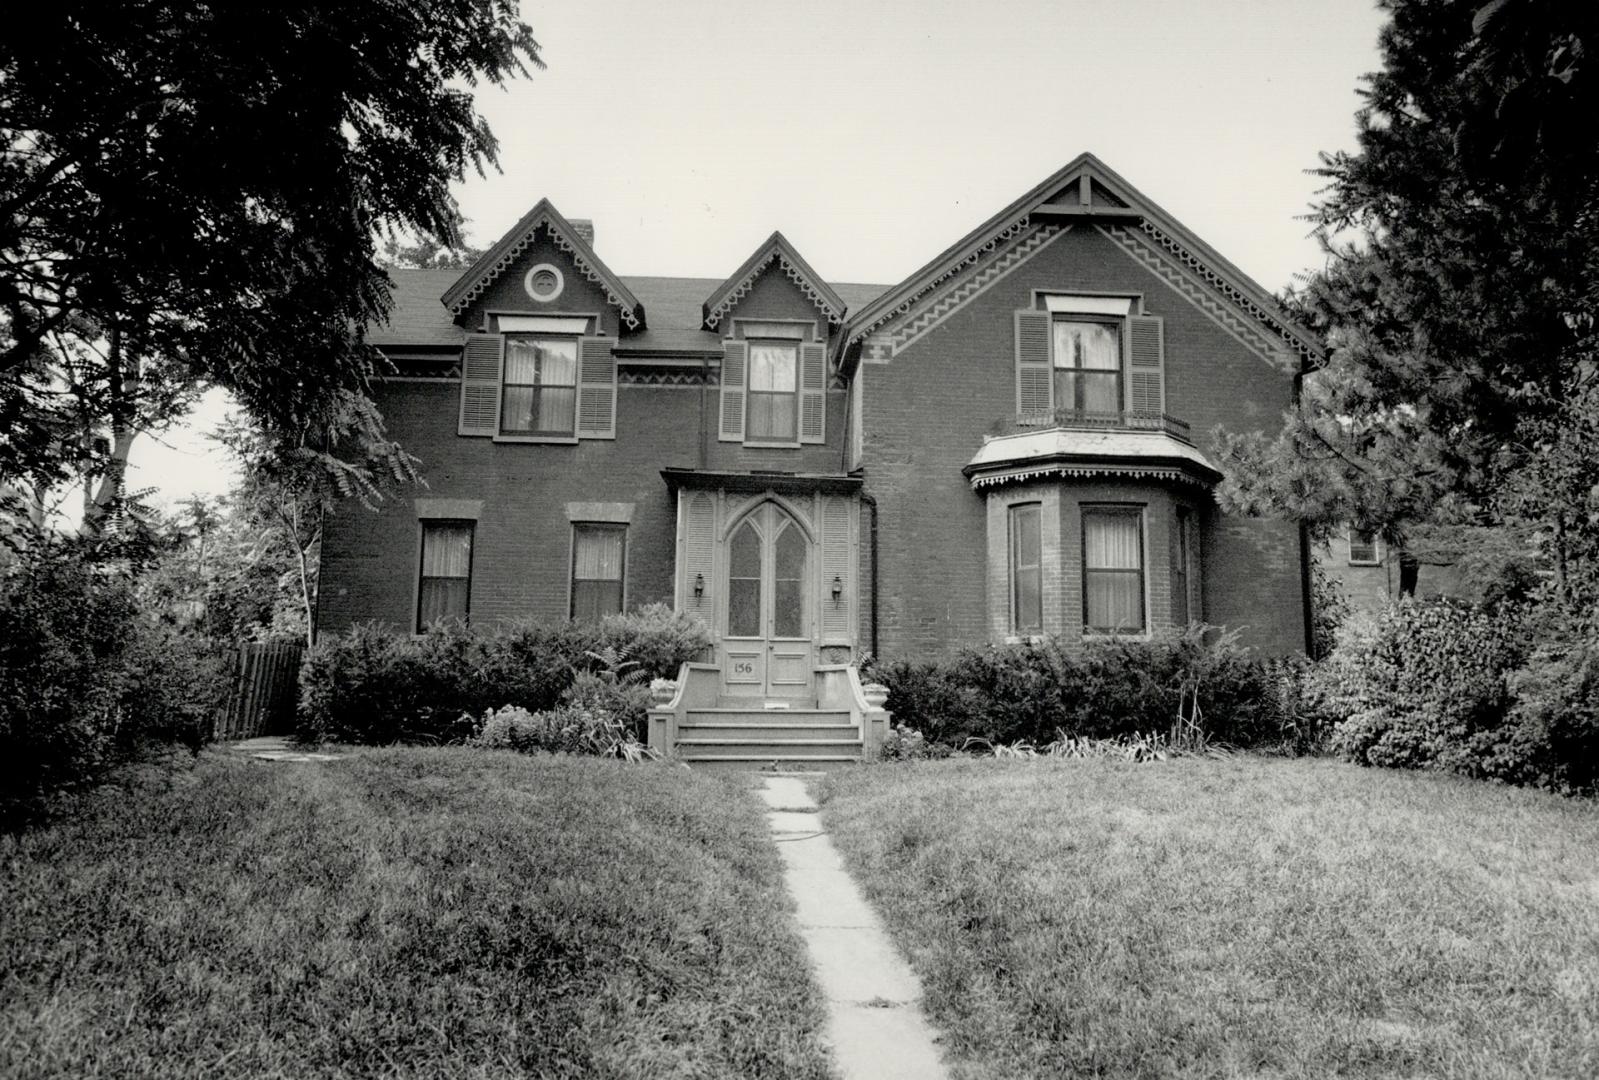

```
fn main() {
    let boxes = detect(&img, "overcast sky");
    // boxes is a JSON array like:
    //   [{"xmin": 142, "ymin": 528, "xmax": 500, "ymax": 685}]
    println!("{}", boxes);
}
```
[{"xmin": 127, "ymin": 0, "xmax": 1386, "ymax": 510}]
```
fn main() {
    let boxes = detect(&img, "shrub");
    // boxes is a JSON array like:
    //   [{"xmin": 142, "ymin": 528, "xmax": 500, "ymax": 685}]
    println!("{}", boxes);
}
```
[
  {"xmin": 1475, "ymin": 641, "xmax": 1599, "ymax": 794},
  {"xmin": 468, "ymin": 702, "xmax": 649, "ymax": 760},
  {"xmin": 878, "ymin": 723, "xmax": 951, "ymax": 762},
  {"xmin": 864, "ymin": 627, "xmax": 1293, "ymax": 751},
  {"xmin": 598, "ymin": 603, "xmax": 712, "ymax": 678},
  {"xmin": 297, "ymin": 610, "xmax": 710, "ymax": 746},
  {"xmin": 1322, "ymin": 599, "xmax": 1528, "ymax": 773},
  {"xmin": 1, "ymin": 538, "xmax": 227, "ymax": 824}
]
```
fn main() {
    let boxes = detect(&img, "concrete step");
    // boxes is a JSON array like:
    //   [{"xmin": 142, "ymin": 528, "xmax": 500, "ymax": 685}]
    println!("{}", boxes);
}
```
[
  {"xmin": 683, "ymin": 757, "xmax": 857, "ymax": 774},
  {"xmin": 716, "ymin": 695, "xmax": 819, "ymax": 709},
  {"xmin": 687, "ymin": 708, "xmax": 852, "ymax": 726},
  {"xmin": 675, "ymin": 739, "xmax": 863, "ymax": 760},
  {"xmin": 679, "ymin": 722, "xmax": 860, "ymax": 742}
]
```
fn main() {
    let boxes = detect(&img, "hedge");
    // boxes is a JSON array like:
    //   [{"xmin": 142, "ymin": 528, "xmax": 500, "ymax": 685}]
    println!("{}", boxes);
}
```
[{"xmin": 297, "ymin": 603, "xmax": 712, "ymax": 745}]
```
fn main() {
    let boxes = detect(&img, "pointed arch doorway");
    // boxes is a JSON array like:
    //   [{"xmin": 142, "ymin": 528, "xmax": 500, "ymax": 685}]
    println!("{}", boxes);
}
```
[{"xmin": 722, "ymin": 501, "xmax": 814, "ymax": 700}]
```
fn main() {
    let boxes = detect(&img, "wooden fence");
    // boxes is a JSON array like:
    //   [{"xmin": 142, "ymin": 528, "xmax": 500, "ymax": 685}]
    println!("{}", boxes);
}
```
[{"xmin": 215, "ymin": 641, "xmax": 305, "ymax": 741}]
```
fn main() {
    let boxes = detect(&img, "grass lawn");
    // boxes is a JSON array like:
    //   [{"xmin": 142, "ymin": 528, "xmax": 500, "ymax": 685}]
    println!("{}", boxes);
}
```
[
  {"xmin": 1, "ymin": 749, "xmax": 832, "ymax": 1079},
  {"xmin": 821, "ymin": 756, "xmax": 1599, "ymax": 1080}
]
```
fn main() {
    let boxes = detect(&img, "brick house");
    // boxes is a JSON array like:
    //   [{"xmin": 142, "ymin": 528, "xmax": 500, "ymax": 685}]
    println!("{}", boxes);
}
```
[{"xmin": 320, "ymin": 153, "xmax": 1321, "ymax": 763}]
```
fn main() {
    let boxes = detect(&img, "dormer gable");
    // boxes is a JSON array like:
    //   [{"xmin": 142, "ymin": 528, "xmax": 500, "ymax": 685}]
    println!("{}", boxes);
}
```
[
  {"xmin": 702, "ymin": 231, "xmax": 847, "ymax": 333},
  {"xmin": 442, "ymin": 198, "xmax": 645, "ymax": 331}
]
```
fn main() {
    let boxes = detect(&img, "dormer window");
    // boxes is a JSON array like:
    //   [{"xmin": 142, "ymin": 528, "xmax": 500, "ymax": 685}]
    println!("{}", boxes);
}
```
[
  {"xmin": 501, "ymin": 334, "xmax": 578, "ymax": 437},
  {"xmin": 747, "ymin": 340, "xmax": 800, "ymax": 442}
]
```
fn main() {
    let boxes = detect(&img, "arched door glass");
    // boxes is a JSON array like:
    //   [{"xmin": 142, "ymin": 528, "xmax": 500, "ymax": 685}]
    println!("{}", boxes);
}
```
[
  {"xmin": 773, "ymin": 520, "xmax": 807, "ymax": 638},
  {"xmin": 728, "ymin": 520, "xmax": 762, "ymax": 637}
]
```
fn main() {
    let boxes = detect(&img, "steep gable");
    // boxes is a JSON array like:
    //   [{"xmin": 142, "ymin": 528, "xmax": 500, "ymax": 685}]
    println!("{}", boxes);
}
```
[
  {"xmin": 843, "ymin": 153, "xmax": 1321, "ymax": 371},
  {"xmin": 441, "ymin": 199, "xmax": 645, "ymax": 330},
  {"xmin": 701, "ymin": 232, "xmax": 847, "ymax": 332}
]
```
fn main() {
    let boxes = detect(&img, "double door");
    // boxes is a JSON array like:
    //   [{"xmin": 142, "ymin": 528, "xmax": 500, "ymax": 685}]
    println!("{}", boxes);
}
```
[{"xmin": 722, "ymin": 502, "xmax": 813, "ymax": 699}]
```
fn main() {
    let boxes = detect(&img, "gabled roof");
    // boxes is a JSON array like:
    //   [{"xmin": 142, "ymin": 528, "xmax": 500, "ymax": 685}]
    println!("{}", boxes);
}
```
[
  {"xmin": 844, "ymin": 152, "xmax": 1322, "ymax": 364},
  {"xmin": 440, "ymin": 199, "xmax": 645, "ymax": 330},
  {"xmin": 702, "ymin": 231, "xmax": 848, "ymax": 331},
  {"xmin": 370, "ymin": 269, "xmax": 888, "ymax": 353}
]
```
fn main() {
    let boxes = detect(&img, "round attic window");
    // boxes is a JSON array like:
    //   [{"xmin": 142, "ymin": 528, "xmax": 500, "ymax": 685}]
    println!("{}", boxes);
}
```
[{"xmin": 524, "ymin": 263, "xmax": 564, "ymax": 302}]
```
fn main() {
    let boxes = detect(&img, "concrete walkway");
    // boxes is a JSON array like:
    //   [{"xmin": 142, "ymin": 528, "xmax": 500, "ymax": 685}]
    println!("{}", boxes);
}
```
[
  {"xmin": 760, "ymin": 776, "xmax": 950, "ymax": 1080},
  {"xmin": 226, "ymin": 736, "xmax": 343, "ymax": 762}
]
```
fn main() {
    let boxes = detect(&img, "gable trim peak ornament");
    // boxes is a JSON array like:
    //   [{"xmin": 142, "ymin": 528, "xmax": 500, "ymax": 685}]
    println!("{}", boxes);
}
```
[
  {"xmin": 702, "ymin": 232, "xmax": 848, "ymax": 332},
  {"xmin": 843, "ymin": 153, "xmax": 1322, "ymax": 367},
  {"xmin": 441, "ymin": 199, "xmax": 644, "ymax": 330}
]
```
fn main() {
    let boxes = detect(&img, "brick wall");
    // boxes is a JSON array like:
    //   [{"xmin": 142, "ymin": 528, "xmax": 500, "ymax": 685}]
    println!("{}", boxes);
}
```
[
  {"xmin": 860, "ymin": 224, "xmax": 1307, "ymax": 659},
  {"xmin": 318, "ymin": 378, "xmax": 848, "ymax": 634}
]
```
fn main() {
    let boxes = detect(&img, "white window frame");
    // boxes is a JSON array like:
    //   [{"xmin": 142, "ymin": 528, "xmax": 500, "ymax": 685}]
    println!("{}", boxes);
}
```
[
  {"xmin": 1081, "ymin": 504, "xmax": 1148, "ymax": 637},
  {"xmin": 1348, "ymin": 528, "xmax": 1382, "ymax": 566},
  {"xmin": 569, "ymin": 522, "xmax": 627, "ymax": 623},
  {"xmin": 744, "ymin": 338, "xmax": 802, "ymax": 446},
  {"xmin": 500, "ymin": 332, "xmax": 580, "ymax": 439}
]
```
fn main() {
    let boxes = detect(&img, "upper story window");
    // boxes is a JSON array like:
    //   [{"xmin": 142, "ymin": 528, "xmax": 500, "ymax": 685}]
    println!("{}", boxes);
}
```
[
  {"xmin": 418, "ymin": 520, "xmax": 473, "ymax": 631},
  {"xmin": 502, "ymin": 334, "xmax": 578, "ymax": 437},
  {"xmin": 1015, "ymin": 297, "xmax": 1165, "ymax": 425},
  {"xmin": 1053, "ymin": 318, "xmax": 1121, "ymax": 415},
  {"xmin": 1348, "ymin": 528, "xmax": 1380, "ymax": 565},
  {"xmin": 1083, "ymin": 506, "xmax": 1145, "ymax": 635},
  {"xmin": 747, "ymin": 340, "xmax": 800, "ymax": 442},
  {"xmin": 718, "ymin": 321, "xmax": 827, "ymax": 447}
]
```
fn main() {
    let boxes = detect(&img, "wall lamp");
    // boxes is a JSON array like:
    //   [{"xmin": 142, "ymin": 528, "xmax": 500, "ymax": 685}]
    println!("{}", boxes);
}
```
[
  {"xmin": 693, "ymin": 572, "xmax": 705, "ymax": 599},
  {"xmin": 831, "ymin": 574, "xmax": 843, "ymax": 604}
]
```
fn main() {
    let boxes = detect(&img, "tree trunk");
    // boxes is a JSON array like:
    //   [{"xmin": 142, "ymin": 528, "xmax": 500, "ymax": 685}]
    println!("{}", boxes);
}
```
[{"xmin": 81, "ymin": 326, "xmax": 139, "ymax": 535}]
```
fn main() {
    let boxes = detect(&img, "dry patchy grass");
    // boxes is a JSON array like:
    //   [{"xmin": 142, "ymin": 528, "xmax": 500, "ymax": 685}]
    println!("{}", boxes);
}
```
[
  {"xmin": 1, "ymin": 749, "xmax": 831, "ymax": 1079},
  {"xmin": 820, "ymin": 756, "xmax": 1599, "ymax": 1080}
]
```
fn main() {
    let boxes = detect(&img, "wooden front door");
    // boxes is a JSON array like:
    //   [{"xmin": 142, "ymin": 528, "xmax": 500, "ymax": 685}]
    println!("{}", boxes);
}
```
[{"xmin": 722, "ymin": 503, "xmax": 814, "ymax": 700}]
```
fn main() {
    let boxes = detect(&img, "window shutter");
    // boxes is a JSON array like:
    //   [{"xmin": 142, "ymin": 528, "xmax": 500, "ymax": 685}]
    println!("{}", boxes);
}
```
[
  {"xmin": 576, "ymin": 336, "xmax": 618, "ymax": 439},
  {"xmin": 681, "ymin": 492, "xmax": 716, "ymax": 627},
  {"xmin": 458, "ymin": 333, "xmax": 503, "ymax": 436},
  {"xmin": 1126, "ymin": 314, "xmax": 1165, "ymax": 417},
  {"xmin": 719, "ymin": 339, "xmax": 747, "ymax": 442},
  {"xmin": 820, "ymin": 496, "xmax": 852, "ymax": 643},
  {"xmin": 1014, "ymin": 310, "xmax": 1053, "ymax": 419},
  {"xmin": 799, "ymin": 341, "xmax": 827, "ymax": 444}
]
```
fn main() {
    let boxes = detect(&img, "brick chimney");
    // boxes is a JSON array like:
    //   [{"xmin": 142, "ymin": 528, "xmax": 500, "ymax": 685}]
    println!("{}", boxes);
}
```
[{"xmin": 569, "ymin": 218, "xmax": 595, "ymax": 248}]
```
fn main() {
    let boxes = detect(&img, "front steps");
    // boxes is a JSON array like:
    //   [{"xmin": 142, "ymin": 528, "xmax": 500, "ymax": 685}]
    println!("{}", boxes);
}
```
[{"xmin": 673, "ymin": 705, "xmax": 863, "ymax": 771}]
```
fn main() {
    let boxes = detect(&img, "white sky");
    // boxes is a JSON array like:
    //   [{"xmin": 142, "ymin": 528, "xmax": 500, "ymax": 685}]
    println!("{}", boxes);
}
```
[{"xmin": 128, "ymin": 0, "xmax": 1385, "ymax": 510}]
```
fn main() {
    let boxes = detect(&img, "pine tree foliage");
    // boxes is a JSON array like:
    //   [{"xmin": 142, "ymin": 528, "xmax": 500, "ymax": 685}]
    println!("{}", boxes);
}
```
[{"xmin": 1215, "ymin": 0, "xmax": 1599, "ymax": 611}]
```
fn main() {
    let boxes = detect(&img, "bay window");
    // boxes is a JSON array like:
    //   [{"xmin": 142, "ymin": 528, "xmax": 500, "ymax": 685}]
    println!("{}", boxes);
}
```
[
  {"xmin": 1083, "ymin": 507, "xmax": 1144, "ymax": 634},
  {"xmin": 1009, "ymin": 503, "xmax": 1043, "ymax": 635}
]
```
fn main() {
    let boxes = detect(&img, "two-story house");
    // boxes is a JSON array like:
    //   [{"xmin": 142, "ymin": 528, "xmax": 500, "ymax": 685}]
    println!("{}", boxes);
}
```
[{"xmin": 318, "ymin": 153, "xmax": 1321, "ymax": 764}]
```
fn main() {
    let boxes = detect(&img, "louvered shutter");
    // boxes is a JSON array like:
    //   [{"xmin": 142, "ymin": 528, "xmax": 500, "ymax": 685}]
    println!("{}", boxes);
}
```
[
  {"xmin": 799, "ymin": 341, "xmax": 827, "ymax": 444},
  {"xmin": 680, "ymin": 492, "xmax": 716, "ymax": 627},
  {"xmin": 458, "ymin": 333, "xmax": 504, "ymax": 436},
  {"xmin": 820, "ymin": 496, "xmax": 852, "ymax": 643},
  {"xmin": 576, "ymin": 336, "xmax": 618, "ymax": 439},
  {"xmin": 1126, "ymin": 314, "xmax": 1165, "ymax": 417},
  {"xmin": 1014, "ymin": 310, "xmax": 1053, "ymax": 420},
  {"xmin": 719, "ymin": 339, "xmax": 747, "ymax": 442}
]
